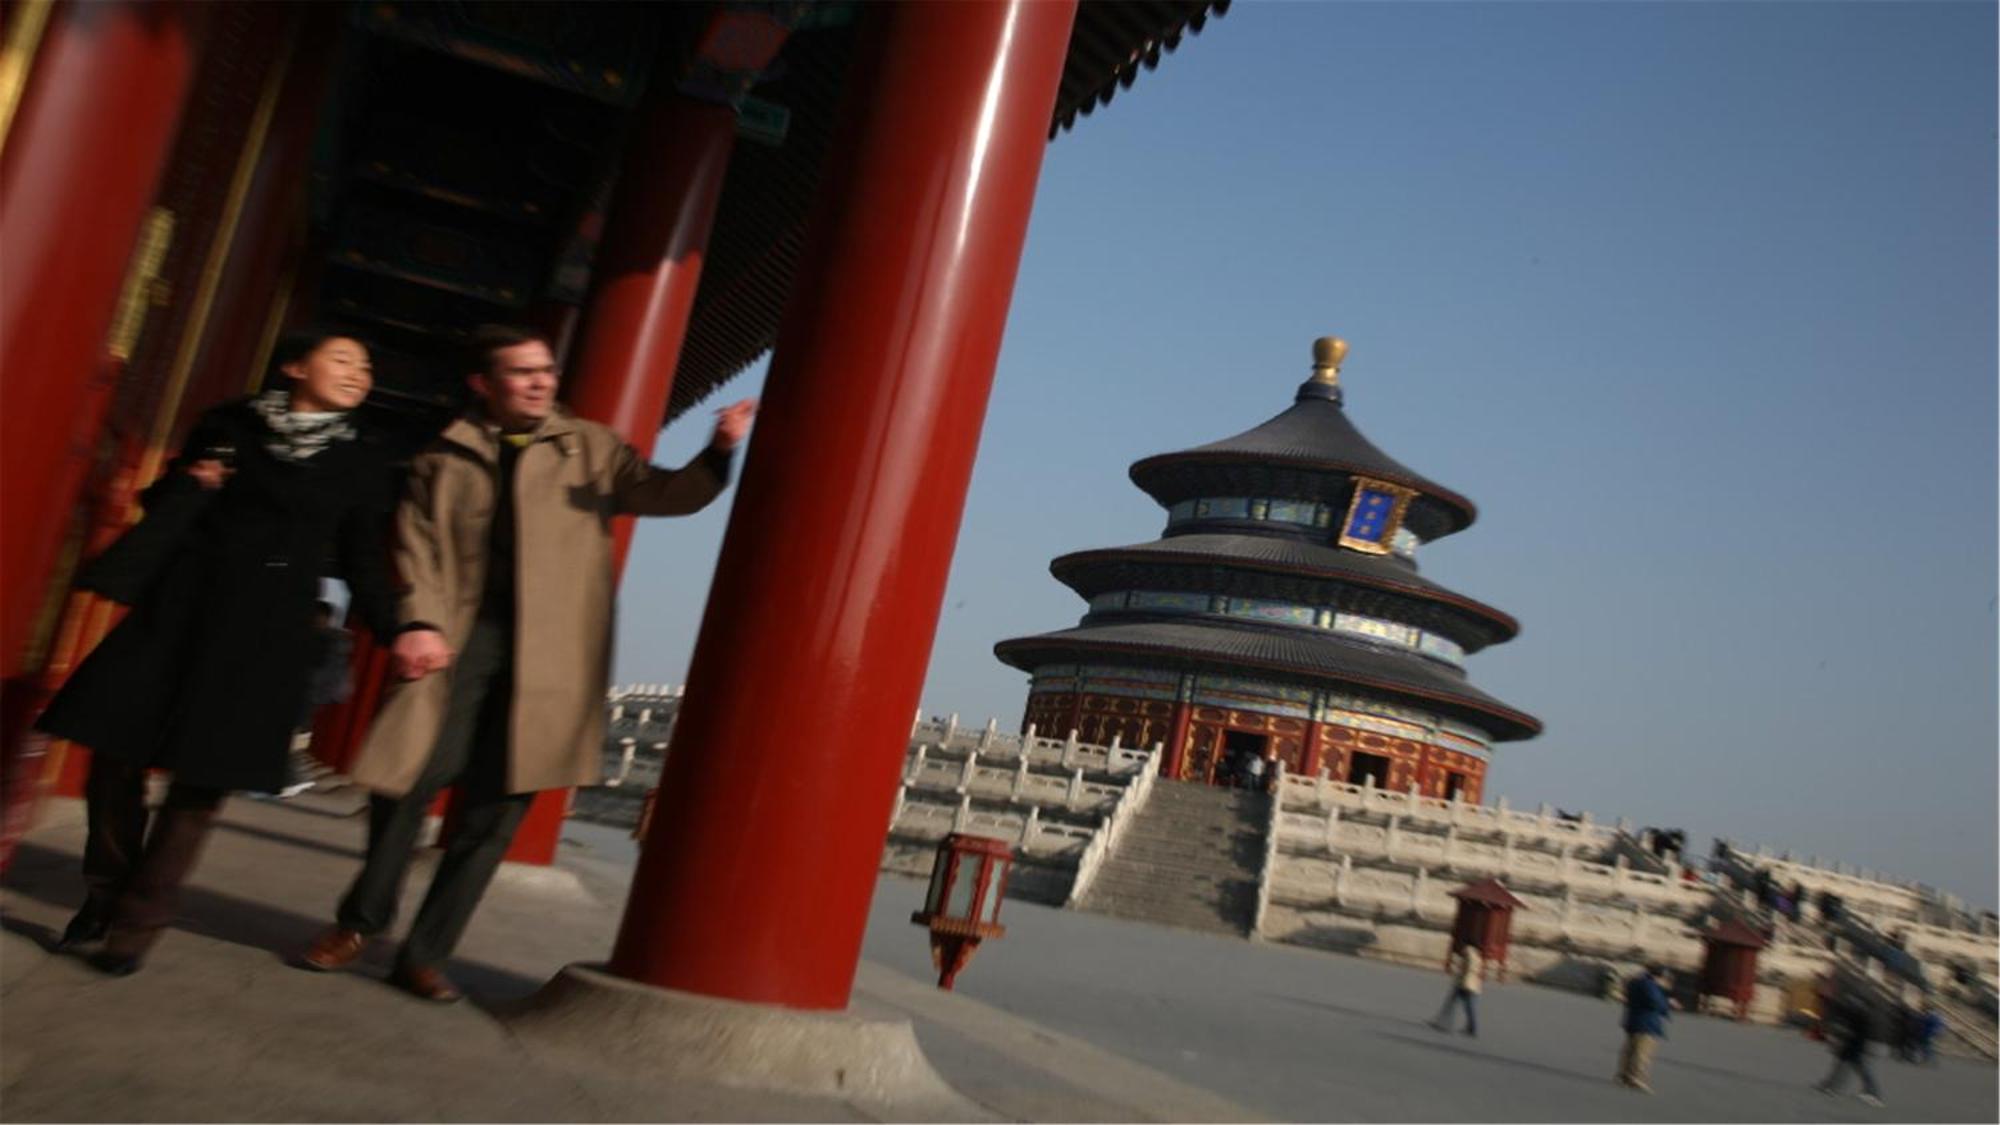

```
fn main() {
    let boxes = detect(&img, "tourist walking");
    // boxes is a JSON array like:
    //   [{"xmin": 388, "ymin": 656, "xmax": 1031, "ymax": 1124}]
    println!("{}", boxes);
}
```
[
  {"xmin": 38, "ymin": 330, "xmax": 398, "ymax": 975},
  {"xmin": 1241, "ymin": 751, "xmax": 1268, "ymax": 793},
  {"xmin": 1815, "ymin": 991, "xmax": 1886, "ymax": 1106},
  {"xmin": 296, "ymin": 324, "xmax": 753, "ymax": 1002},
  {"xmin": 258, "ymin": 600, "xmax": 355, "ymax": 799},
  {"xmin": 1429, "ymin": 941, "xmax": 1483, "ymax": 1036},
  {"xmin": 1615, "ymin": 963, "xmax": 1672, "ymax": 1091}
]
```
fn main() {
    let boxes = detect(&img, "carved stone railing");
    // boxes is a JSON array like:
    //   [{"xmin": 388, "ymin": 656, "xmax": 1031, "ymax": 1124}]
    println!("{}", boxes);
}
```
[{"xmin": 1062, "ymin": 743, "xmax": 1163, "ymax": 907}]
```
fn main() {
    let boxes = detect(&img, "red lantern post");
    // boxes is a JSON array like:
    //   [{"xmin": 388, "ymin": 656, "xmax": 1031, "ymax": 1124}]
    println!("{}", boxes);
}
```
[
  {"xmin": 1447, "ymin": 877, "xmax": 1527, "ymax": 980},
  {"xmin": 1698, "ymin": 918, "xmax": 1769, "ymax": 1020},
  {"xmin": 910, "ymin": 833, "xmax": 1014, "ymax": 990}
]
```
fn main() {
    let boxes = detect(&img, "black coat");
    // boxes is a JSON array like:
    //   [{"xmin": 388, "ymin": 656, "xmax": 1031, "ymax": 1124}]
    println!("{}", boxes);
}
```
[{"xmin": 37, "ymin": 398, "xmax": 399, "ymax": 792}]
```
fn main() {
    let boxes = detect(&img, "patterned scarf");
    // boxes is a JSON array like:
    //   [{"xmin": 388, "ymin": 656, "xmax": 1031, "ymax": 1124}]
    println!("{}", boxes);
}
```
[{"xmin": 251, "ymin": 388, "xmax": 357, "ymax": 463}]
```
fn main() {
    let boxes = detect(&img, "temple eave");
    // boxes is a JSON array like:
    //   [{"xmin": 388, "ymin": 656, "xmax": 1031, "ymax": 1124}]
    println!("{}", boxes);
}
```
[
  {"xmin": 1049, "ymin": 544, "xmax": 1522, "ymax": 644},
  {"xmin": 1127, "ymin": 450, "xmax": 1478, "ymax": 533},
  {"xmin": 994, "ymin": 626, "xmax": 1542, "ymax": 742}
]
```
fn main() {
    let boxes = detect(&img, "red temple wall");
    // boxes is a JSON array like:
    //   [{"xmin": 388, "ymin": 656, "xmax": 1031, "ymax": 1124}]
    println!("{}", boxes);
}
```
[{"xmin": 1023, "ymin": 686, "xmax": 1489, "ymax": 801}]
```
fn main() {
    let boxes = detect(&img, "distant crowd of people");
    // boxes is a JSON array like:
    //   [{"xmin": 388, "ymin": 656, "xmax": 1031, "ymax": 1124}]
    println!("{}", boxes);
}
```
[{"xmin": 1422, "ymin": 941, "xmax": 1953, "ymax": 1108}]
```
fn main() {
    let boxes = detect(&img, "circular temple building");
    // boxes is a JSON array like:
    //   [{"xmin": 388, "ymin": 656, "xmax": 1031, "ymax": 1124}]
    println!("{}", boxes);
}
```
[{"xmin": 995, "ymin": 337, "xmax": 1540, "ymax": 802}]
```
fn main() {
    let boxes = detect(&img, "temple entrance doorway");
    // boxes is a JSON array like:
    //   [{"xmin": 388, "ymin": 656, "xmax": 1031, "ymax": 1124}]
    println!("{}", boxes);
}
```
[
  {"xmin": 1349, "ymin": 751, "xmax": 1391, "ymax": 788},
  {"xmin": 1222, "ymin": 729, "xmax": 1269, "ymax": 789},
  {"xmin": 1444, "ymin": 771, "xmax": 1467, "ymax": 801}
]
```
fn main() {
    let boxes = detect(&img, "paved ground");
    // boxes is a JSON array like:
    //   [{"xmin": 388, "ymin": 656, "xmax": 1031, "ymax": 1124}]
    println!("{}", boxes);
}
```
[
  {"xmin": 857, "ymin": 874, "xmax": 1997, "ymax": 1123},
  {"xmin": 3, "ymin": 792, "xmax": 1993, "ymax": 1122}
]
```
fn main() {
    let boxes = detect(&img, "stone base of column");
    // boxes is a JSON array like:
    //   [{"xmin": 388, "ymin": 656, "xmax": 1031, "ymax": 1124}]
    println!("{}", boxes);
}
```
[{"xmin": 496, "ymin": 963, "xmax": 980, "ymax": 1118}]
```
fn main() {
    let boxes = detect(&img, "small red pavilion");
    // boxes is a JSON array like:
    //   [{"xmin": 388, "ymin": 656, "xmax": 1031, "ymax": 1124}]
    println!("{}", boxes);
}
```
[
  {"xmin": 1448, "ymin": 877, "xmax": 1528, "ymax": 979},
  {"xmin": 1698, "ymin": 917, "xmax": 1769, "ymax": 1020}
]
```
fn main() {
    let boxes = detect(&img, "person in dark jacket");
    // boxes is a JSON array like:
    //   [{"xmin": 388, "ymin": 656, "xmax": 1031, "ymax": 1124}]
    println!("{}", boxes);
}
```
[
  {"xmin": 36, "ymin": 329, "xmax": 399, "ymax": 975},
  {"xmin": 1815, "ymin": 991, "xmax": 1886, "ymax": 1106},
  {"xmin": 1615, "ymin": 963, "xmax": 1672, "ymax": 1091}
]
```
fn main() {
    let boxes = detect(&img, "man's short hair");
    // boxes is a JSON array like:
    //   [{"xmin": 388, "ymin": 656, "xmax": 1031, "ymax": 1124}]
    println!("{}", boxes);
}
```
[
  {"xmin": 466, "ymin": 324, "xmax": 551, "ymax": 375},
  {"xmin": 1645, "ymin": 962, "xmax": 1667, "ymax": 977}
]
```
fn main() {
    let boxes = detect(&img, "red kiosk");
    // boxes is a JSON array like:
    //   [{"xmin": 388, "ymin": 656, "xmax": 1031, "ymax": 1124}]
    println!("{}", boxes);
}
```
[
  {"xmin": 1447, "ymin": 878, "xmax": 1527, "ymax": 980},
  {"xmin": 1698, "ymin": 917, "xmax": 1768, "ymax": 1020}
]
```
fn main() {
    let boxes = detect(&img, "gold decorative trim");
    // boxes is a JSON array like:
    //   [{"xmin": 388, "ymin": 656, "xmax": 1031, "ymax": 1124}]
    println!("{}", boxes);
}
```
[
  {"xmin": 0, "ymin": 0, "xmax": 54, "ymax": 157},
  {"xmin": 136, "ymin": 10, "xmax": 300, "ymax": 489},
  {"xmin": 244, "ymin": 273, "xmax": 295, "ymax": 394},
  {"xmin": 1309, "ymin": 335, "xmax": 1347, "ymax": 387},
  {"xmin": 107, "ymin": 208, "xmax": 178, "ymax": 360},
  {"xmin": 1336, "ymin": 476, "xmax": 1418, "ymax": 555}
]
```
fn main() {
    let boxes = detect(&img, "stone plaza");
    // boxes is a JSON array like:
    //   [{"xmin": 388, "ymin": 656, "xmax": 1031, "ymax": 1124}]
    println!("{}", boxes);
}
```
[{"xmin": 2, "ymin": 793, "xmax": 1993, "ymax": 1122}]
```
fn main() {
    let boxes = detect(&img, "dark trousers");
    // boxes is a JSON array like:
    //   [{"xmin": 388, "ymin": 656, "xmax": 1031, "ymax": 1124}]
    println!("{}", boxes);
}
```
[
  {"xmin": 81, "ymin": 755, "xmax": 226, "ymax": 957},
  {"xmin": 334, "ymin": 618, "xmax": 532, "ymax": 969},
  {"xmin": 1820, "ymin": 1039, "xmax": 1882, "ymax": 1098},
  {"xmin": 1433, "ymin": 987, "xmax": 1478, "ymax": 1034}
]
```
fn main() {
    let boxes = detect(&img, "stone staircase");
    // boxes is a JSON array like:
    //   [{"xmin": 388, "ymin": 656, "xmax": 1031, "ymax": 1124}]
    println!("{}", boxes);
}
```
[{"xmin": 1078, "ymin": 779, "xmax": 1269, "ymax": 936}]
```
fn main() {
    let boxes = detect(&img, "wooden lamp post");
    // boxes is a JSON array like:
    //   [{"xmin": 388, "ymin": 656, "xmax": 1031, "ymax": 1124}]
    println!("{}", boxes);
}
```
[
  {"xmin": 1698, "ymin": 918, "xmax": 1769, "ymax": 1020},
  {"xmin": 910, "ymin": 833, "xmax": 1013, "ymax": 990},
  {"xmin": 1448, "ymin": 878, "xmax": 1527, "ymax": 980}
]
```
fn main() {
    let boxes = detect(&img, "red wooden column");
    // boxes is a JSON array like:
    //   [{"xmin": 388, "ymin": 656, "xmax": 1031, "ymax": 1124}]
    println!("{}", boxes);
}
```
[
  {"xmin": 0, "ymin": 0, "xmax": 209, "ymax": 679},
  {"xmin": 477, "ymin": 93, "xmax": 738, "ymax": 867},
  {"xmin": 0, "ymin": 0, "xmax": 209, "ymax": 873},
  {"xmin": 610, "ymin": 0, "xmax": 1078, "ymax": 1009}
]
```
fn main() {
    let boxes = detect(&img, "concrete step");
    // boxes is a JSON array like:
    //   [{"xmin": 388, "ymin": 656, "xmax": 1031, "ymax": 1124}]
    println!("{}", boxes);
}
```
[
  {"xmin": 1075, "ymin": 780, "xmax": 1269, "ymax": 934},
  {"xmin": 1089, "ymin": 861, "xmax": 1252, "ymax": 884}
]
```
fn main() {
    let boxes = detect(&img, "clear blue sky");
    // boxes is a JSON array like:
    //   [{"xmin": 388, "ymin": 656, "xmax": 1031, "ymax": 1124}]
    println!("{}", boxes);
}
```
[{"xmin": 619, "ymin": 2, "xmax": 1998, "ymax": 904}]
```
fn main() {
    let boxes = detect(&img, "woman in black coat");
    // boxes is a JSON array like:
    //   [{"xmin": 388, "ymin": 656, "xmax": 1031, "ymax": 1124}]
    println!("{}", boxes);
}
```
[{"xmin": 37, "ymin": 329, "xmax": 400, "ymax": 974}]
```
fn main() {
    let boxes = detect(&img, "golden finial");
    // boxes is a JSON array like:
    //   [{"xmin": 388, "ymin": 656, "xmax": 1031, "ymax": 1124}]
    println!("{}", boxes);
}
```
[{"xmin": 1310, "ymin": 336, "xmax": 1348, "ymax": 386}]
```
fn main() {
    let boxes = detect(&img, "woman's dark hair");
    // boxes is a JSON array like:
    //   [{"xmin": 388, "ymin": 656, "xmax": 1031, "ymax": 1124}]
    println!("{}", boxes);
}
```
[
  {"xmin": 466, "ymin": 324, "xmax": 551, "ymax": 375},
  {"xmin": 266, "ymin": 326, "xmax": 369, "ymax": 385}
]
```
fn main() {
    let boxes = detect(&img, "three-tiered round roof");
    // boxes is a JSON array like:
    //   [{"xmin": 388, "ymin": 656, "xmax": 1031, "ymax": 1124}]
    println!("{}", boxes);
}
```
[{"xmin": 996, "ymin": 337, "xmax": 1539, "ymax": 799}]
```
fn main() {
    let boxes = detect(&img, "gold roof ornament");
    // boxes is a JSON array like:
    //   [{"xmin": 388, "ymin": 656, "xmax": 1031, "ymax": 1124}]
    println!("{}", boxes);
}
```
[{"xmin": 1309, "ymin": 335, "xmax": 1348, "ymax": 388}]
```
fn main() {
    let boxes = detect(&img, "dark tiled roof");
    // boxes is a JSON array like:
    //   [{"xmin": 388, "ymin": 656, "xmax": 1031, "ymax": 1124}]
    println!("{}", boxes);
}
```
[
  {"xmin": 1052, "ymin": 533, "xmax": 1520, "ymax": 643},
  {"xmin": 665, "ymin": 1, "xmax": 1230, "ymax": 423},
  {"xmin": 993, "ymin": 619, "xmax": 1542, "ymax": 741},
  {"xmin": 1129, "ymin": 390, "xmax": 1477, "ymax": 534}
]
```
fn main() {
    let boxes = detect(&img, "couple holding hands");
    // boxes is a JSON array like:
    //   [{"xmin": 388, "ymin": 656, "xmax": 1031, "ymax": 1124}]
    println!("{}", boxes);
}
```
[{"xmin": 39, "ymin": 324, "xmax": 753, "ymax": 1000}]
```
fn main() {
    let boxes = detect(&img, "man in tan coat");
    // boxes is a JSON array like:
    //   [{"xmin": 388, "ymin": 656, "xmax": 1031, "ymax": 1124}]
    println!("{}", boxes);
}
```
[{"xmin": 298, "ymin": 324, "xmax": 754, "ymax": 1000}]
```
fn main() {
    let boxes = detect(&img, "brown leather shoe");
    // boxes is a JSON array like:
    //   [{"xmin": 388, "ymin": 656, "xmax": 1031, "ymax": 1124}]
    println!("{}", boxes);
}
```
[
  {"xmin": 389, "ymin": 963, "xmax": 462, "ymax": 1003},
  {"xmin": 296, "ymin": 926, "xmax": 368, "ymax": 972}
]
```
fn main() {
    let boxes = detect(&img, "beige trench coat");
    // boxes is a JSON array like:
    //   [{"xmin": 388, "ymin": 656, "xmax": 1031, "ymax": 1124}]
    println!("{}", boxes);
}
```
[{"xmin": 349, "ymin": 408, "xmax": 727, "ymax": 797}]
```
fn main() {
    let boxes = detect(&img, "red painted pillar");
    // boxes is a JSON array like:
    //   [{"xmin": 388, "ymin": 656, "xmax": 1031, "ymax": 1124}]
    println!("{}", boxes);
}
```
[
  {"xmin": 1165, "ymin": 701, "xmax": 1194, "ymax": 780},
  {"xmin": 609, "ymin": 0, "xmax": 1077, "ymax": 1009},
  {"xmin": 0, "ymin": 0, "xmax": 209, "ymax": 678},
  {"xmin": 474, "ymin": 92, "xmax": 736, "ymax": 867},
  {"xmin": 563, "ymin": 94, "xmax": 736, "ymax": 571}
]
